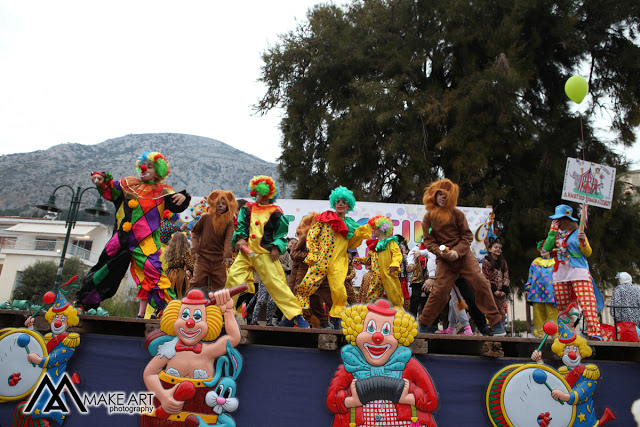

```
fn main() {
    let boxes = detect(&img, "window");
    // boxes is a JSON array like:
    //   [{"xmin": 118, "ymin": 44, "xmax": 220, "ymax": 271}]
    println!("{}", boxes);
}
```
[
  {"xmin": 69, "ymin": 239, "xmax": 93, "ymax": 260},
  {"xmin": 0, "ymin": 236, "xmax": 17, "ymax": 249},
  {"xmin": 34, "ymin": 237, "xmax": 56, "ymax": 251}
]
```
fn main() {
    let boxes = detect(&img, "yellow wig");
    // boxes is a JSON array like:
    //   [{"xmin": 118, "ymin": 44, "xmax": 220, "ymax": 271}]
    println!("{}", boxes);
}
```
[{"xmin": 160, "ymin": 300, "xmax": 223, "ymax": 342}]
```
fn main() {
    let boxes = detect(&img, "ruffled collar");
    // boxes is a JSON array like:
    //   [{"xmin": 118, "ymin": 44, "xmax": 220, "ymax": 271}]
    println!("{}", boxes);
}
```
[
  {"xmin": 341, "ymin": 345, "xmax": 410, "ymax": 379},
  {"xmin": 532, "ymin": 256, "xmax": 555, "ymax": 268},
  {"xmin": 120, "ymin": 176, "xmax": 173, "ymax": 200},
  {"xmin": 315, "ymin": 211, "xmax": 349, "ymax": 237},
  {"xmin": 247, "ymin": 201, "xmax": 282, "ymax": 214},
  {"xmin": 375, "ymin": 236, "xmax": 399, "ymax": 252}
]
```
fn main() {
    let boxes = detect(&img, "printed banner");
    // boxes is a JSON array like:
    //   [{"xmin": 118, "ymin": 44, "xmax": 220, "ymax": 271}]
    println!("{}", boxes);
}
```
[
  {"xmin": 179, "ymin": 198, "xmax": 493, "ymax": 286},
  {"xmin": 562, "ymin": 157, "xmax": 616, "ymax": 209}
]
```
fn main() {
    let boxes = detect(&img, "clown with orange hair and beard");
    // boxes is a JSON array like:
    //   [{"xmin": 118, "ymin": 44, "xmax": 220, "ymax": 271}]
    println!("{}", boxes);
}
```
[
  {"xmin": 417, "ymin": 179, "xmax": 505, "ymax": 336},
  {"xmin": 189, "ymin": 190, "xmax": 237, "ymax": 294}
]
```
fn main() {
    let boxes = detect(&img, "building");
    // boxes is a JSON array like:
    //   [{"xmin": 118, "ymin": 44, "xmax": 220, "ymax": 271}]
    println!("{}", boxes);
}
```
[{"xmin": 0, "ymin": 217, "xmax": 112, "ymax": 301}]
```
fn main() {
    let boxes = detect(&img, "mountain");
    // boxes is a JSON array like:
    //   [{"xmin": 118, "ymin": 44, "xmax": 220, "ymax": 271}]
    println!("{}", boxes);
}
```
[{"xmin": 0, "ymin": 133, "xmax": 285, "ymax": 217}]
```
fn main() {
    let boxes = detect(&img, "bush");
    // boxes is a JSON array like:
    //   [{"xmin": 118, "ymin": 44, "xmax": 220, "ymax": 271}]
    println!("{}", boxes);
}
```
[{"xmin": 12, "ymin": 258, "xmax": 87, "ymax": 304}]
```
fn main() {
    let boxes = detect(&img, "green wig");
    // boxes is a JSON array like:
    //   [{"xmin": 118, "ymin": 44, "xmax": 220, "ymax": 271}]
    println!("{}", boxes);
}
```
[{"xmin": 329, "ymin": 186, "xmax": 356, "ymax": 212}]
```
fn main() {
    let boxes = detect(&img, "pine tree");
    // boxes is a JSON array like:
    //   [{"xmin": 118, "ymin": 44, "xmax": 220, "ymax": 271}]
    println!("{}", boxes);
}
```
[{"xmin": 257, "ymin": 0, "xmax": 640, "ymax": 288}]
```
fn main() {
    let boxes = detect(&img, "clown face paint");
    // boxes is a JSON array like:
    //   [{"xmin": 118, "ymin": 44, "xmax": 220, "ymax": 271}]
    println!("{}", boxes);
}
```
[
  {"xmin": 356, "ymin": 312, "xmax": 399, "ymax": 366},
  {"xmin": 174, "ymin": 303, "xmax": 209, "ymax": 345}
]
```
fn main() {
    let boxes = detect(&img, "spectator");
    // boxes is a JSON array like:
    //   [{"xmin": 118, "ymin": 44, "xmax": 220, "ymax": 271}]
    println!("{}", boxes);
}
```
[
  {"xmin": 483, "ymin": 238, "xmax": 510, "ymax": 328},
  {"xmin": 164, "ymin": 232, "xmax": 194, "ymax": 300},
  {"xmin": 610, "ymin": 272, "xmax": 640, "ymax": 326}
]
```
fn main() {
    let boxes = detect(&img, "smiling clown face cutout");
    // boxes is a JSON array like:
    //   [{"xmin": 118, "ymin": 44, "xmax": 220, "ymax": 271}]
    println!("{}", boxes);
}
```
[
  {"xmin": 173, "ymin": 290, "xmax": 210, "ymax": 346},
  {"xmin": 355, "ymin": 303, "xmax": 400, "ymax": 366}
]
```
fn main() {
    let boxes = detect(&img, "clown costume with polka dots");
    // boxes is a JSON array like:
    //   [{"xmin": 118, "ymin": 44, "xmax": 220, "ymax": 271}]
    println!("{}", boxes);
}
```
[
  {"xmin": 353, "ymin": 216, "xmax": 405, "ymax": 309},
  {"xmin": 524, "ymin": 240, "xmax": 558, "ymax": 338},
  {"xmin": 296, "ymin": 187, "xmax": 370, "ymax": 321},
  {"xmin": 77, "ymin": 151, "xmax": 191, "ymax": 317}
]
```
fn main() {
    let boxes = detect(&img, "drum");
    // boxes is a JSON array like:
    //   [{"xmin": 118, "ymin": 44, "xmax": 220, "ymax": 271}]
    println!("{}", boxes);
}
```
[
  {"xmin": 0, "ymin": 328, "xmax": 47, "ymax": 402},
  {"xmin": 486, "ymin": 363, "xmax": 576, "ymax": 427}
]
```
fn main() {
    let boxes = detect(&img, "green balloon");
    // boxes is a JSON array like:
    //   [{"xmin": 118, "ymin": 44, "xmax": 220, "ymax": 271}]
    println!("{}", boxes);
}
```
[{"xmin": 565, "ymin": 75, "xmax": 589, "ymax": 104}]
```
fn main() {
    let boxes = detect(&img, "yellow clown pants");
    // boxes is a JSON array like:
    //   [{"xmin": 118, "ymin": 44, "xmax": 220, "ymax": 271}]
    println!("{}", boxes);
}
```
[
  {"xmin": 226, "ymin": 252, "xmax": 302, "ymax": 320},
  {"xmin": 531, "ymin": 302, "xmax": 559, "ymax": 338}
]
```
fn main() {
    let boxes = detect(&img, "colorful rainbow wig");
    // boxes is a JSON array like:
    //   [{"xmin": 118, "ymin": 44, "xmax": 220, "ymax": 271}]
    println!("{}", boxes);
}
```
[
  {"xmin": 248, "ymin": 175, "xmax": 279, "ymax": 202},
  {"xmin": 136, "ymin": 151, "xmax": 171, "ymax": 180},
  {"xmin": 368, "ymin": 215, "xmax": 394, "ymax": 236},
  {"xmin": 329, "ymin": 186, "xmax": 356, "ymax": 212}
]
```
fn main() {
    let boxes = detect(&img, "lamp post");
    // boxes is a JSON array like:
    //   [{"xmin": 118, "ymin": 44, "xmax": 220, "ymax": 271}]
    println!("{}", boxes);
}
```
[{"xmin": 36, "ymin": 185, "xmax": 110, "ymax": 292}]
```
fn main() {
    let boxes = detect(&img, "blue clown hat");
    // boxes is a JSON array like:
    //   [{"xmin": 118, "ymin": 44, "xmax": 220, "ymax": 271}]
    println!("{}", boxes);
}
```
[
  {"xmin": 549, "ymin": 204, "xmax": 579, "ymax": 222},
  {"xmin": 51, "ymin": 291, "xmax": 70, "ymax": 313},
  {"xmin": 557, "ymin": 321, "xmax": 577, "ymax": 343}
]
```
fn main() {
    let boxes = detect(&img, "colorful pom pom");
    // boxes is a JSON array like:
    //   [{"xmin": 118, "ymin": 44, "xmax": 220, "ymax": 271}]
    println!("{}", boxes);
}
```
[
  {"xmin": 122, "ymin": 222, "xmax": 132, "ymax": 232},
  {"xmin": 128, "ymin": 199, "xmax": 139, "ymax": 209}
]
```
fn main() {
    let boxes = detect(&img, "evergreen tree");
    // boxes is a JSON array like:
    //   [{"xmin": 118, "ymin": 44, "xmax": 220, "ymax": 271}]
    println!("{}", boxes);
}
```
[
  {"xmin": 12, "ymin": 258, "xmax": 87, "ymax": 303},
  {"xmin": 257, "ymin": 0, "xmax": 640, "ymax": 288}
]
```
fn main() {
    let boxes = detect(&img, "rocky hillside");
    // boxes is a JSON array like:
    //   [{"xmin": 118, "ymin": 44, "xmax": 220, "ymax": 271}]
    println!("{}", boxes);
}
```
[{"xmin": 0, "ymin": 133, "xmax": 285, "ymax": 216}]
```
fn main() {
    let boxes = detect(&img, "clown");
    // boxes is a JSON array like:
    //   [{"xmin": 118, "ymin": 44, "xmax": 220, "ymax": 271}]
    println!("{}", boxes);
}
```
[
  {"xmin": 77, "ymin": 151, "xmax": 191, "ymax": 318},
  {"xmin": 525, "ymin": 240, "xmax": 558, "ymax": 338},
  {"xmin": 417, "ymin": 179, "xmax": 505, "ymax": 336},
  {"xmin": 296, "ymin": 186, "xmax": 370, "ymax": 327},
  {"xmin": 543, "ymin": 204, "xmax": 602, "ymax": 340},
  {"xmin": 531, "ymin": 313, "xmax": 615, "ymax": 426},
  {"xmin": 141, "ymin": 288, "xmax": 240, "ymax": 426},
  {"xmin": 225, "ymin": 176, "xmax": 308, "ymax": 327},
  {"xmin": 190, "ymin": 189, "xmax": 237, "ymax": 294},
  {"xmin": 23, "ymin": 284, "xmax": 81, "ymax": 425},
  {"xmin": 327, "ymin": 300, "xmax": 438, "ymax": 426},
  {"xmin": 353, "ymin": 216, "xmax": 404, "ymax": 309}
]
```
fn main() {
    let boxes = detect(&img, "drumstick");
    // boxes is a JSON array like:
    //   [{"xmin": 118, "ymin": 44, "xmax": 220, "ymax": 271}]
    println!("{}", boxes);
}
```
[
  {"xmin": 532, "ymin": 369, "xmax": 564, "ymax": 405},
  {"xmin": 17, "ymin": 334, "xmax": 36, "ymax": 367},
  {"xmin": 535, "ymin": 322, "xmax": 559, "ymax": 352}
]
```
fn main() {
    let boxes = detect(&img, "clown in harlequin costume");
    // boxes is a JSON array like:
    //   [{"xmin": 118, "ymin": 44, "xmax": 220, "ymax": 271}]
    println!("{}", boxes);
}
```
[
  {"xmin": 190, "ymin": 190, "xmax": 237, "ymax": 294},
  {"xmin": 225, "ymin": 176, "xmax": 308, "ymax": 327},
  {"xmin": 417, "ymin": 179, "xmax": 505, "ymax": 335},
  {"xmin": 531, "ymin": 312, "xmax": 615, "ymax": 427},
  {"xmin": 525, "ymin": 240, "xmax": 559, "ymax": 338},
  {"xmin": 353, "ymin": 216, "xmax": 404, "ymax": 309},
  {"xmin": 327, "ymin": 300, "xmax": 439, "ymax": 427},
  {"xmin": 141, "ymin": 288, "xmax": 240, "ymax": 426},
  {"xmin": 296, "ymin": 187, "xmax": 370, "ymax": 323},
  {"xmin": 77, "ymin": 152, "xmax": 191, "ymax": 318},
  {"xmin": 22, "ymin": 282, "xmax": 81, "ymax": 426},
  {"xmin": 543, "ymin": 204, "xmax": 602, "ymax": 340}
]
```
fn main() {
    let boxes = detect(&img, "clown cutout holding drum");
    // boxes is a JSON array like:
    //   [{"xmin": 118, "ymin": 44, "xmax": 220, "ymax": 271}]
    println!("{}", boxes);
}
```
[{"xmin": 326, "ymin": 299, "xmax": 439, "ymax": 427}]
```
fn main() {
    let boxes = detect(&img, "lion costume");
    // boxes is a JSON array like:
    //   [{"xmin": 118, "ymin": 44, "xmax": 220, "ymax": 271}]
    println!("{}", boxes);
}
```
[
  {"xmin": 190, "ymin": 190, "xmax": 237, "ymax": 293},
  {"xmin": 417, "ymin": 179, "xmax": 503, "ymax": 332}
]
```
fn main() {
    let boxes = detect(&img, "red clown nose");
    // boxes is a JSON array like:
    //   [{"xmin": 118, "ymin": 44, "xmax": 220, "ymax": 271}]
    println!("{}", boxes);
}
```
[
  {"xmin": 140, "ymin": 164, "xmax": 148, "ymax": 172},
  {"xmin": 372, "ymin": 332, "xmax": 384, "ymax": 345},
  {"xmin": 185, "ymin": 318, "xmax": 195, "ymax": 328},
  {"xmin": 568, "ymin": 351, "xmax": 577, "ymax": 360}
]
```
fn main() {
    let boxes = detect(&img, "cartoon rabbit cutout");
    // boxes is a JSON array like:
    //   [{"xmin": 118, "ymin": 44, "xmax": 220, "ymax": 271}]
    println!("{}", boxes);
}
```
[{"xmin": 196, "ymin": 341, "xmax": 243, "ymax": 427}]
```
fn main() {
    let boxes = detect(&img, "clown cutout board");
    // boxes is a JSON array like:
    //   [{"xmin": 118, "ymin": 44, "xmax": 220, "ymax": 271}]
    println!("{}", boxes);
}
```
[{"xmin": 327, "ymin": 299, "xmax": 439, "ymax": 427}]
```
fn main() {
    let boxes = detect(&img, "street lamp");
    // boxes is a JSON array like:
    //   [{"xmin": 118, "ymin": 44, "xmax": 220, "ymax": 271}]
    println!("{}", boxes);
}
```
[{"xmin": 36, "ymin": 185, "xmax": 110, "ymax": 292}]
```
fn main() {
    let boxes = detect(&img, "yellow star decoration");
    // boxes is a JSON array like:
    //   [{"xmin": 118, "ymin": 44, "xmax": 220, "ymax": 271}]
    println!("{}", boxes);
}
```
[
  {"xmin": 578, "ymin": 412, "xmax": 586, "ymax": 422},
  {"xmin": 61, "ymin": 349, "xmax": 66, "ymax": 354},
  {"xmin": 34, "ymin": 409, "xmax": 40, "ymax": 415},
  {"xmin": 587, "ymin": 382, "xmax": 592, "ymax": 388}
]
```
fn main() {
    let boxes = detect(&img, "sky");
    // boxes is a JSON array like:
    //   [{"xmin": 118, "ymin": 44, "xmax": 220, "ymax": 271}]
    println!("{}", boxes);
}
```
[
  {"xmin": 0, "ymin": 0, "xmax": 638, "ymax": 167},
  {"xmin": 0, "ymin": 0, "xmax": 328, "ymax": 163}
]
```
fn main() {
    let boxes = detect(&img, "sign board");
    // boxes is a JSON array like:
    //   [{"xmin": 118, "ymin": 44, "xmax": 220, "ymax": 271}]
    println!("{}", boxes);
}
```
[{"xmin": 562, "ymin": 157, "xmax": 616, "ymax": 209}]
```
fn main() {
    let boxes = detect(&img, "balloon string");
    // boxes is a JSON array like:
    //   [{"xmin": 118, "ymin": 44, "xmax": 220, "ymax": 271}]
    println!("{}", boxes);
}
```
[{"xmin": 580, "ymin": 114, "xmax": 585, "ymax": 160}]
